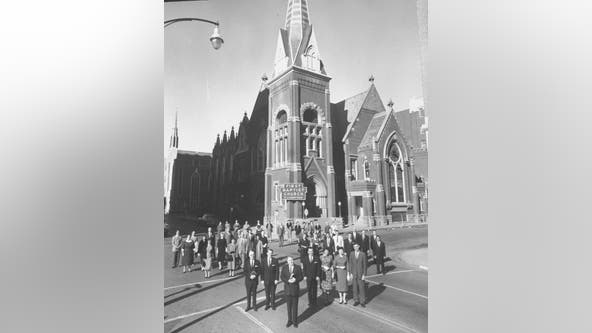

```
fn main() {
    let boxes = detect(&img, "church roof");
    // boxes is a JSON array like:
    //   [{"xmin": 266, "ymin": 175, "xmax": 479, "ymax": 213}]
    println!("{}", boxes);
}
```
[
  {"xmin": 341, "ymin": 83, "xmax": 386, "ymax": 143},
  {"xmin": 359, "ymin": 112, "xmax": 387, "ymax": 149},
  {"xmin": 177, "ymin": 150, "xmax": 212, "ymax": 157}
]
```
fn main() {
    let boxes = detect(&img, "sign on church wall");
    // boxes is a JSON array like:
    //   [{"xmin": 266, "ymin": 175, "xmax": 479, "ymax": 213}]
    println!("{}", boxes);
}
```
[{"xmin": 281, "ymin": 183, "xmax": 307, "ymax": 201}]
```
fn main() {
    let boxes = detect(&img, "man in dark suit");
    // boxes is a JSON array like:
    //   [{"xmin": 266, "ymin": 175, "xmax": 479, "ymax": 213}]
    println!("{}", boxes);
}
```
[
  {"xmin": 374, "ymin": 235, "xmax": 387, "ymax": 275},
  {"xmin": 360, "ymin": 230, "xmax": 370, "ymax": 256},
  {"xmin": 302, "ymin": 247, "xmax": 321, "ymax": 308},
  {"xmin": 322, "ymin": 233, "xmax": 335, "ymax": 255},
  {"xmin": 281, "ymin": 256, "xmax": 303, "ymax": 328},
  {"xmin": 352, "ymin": 228, "xmax": 363, "ymax": 246},
  {"xmin": 244, "ymin": 250, "xmax": 261, "ymax": 311},
  {"xmin": 298, "ymin": 233, "xmax": 310, "ymax": 263},
  {"xmin": 343, "ymin": 233, "xmax": 354, "ymax": 257},
  {"xmin": 348, "ymin": 243, "xmax": 367, "ymax": 307},
  {"xmin": 261, "ymin": 248, "xmax": 280, "ymax": 310},
  {"xmin": 370, "ymin": 230, "xmax": 378, "ymax": 264}
]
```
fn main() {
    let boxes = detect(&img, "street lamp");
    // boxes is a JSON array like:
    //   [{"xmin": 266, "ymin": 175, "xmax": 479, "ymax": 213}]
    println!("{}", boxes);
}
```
[{"xmin": 164, "ymin": 18, "xmax": 224, "ymax": 50}]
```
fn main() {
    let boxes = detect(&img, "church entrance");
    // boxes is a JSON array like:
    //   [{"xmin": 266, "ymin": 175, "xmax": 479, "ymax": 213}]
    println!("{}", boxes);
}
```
[{"xmin": 303, "ymin": 176, "xmax": 327, "ymax": 218}]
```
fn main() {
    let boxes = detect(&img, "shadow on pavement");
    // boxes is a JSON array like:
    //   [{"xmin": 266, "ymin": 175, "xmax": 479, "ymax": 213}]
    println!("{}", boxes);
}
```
[
  {"xmin": 365, "ymin": 282, "xmax": 387, "ymax": 304},
  {"xmin": 168, "ymin": 288, "xmax": 267, "ymax": 333},
  {"xmin": 164, "ymin": 274, "xmax": 244, "ymax": 307}
]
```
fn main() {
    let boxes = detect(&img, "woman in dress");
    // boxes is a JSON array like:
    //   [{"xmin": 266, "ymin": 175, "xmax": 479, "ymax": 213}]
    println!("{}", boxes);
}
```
[
  {"xmin": 198, "ymin": 235, "xmax": 207, "ymax": 271},
  {"xmin": 320, "ymin": 248, "xmax": 334, "ymax": 305},
  {"xmin": 334, "ymin": 247, "xmax": 349, "ymax": 304},
  {"xmin": 217, "ymin": 232, "xmax": 227, "ymax": 270},
  {"xmin": 227, "ymin": 238, "xmax": 237, "ymax": 277},
  {"xmin": 204, "ymin": 242, "xmax": 213, "ymax": 278},
  {"xmin": 180, "ymin": 235, "xmax": 195, "ymax": 273},
  {"xmin": 255, "ymin": 234, "xmax": 263, "ymax": 263}
]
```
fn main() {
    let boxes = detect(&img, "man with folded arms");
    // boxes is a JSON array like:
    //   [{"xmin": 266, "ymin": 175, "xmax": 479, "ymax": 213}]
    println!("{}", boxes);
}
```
[
  {"xmin": 261, "ymin": 248, "xmax": 280, "ymax": 310},
  {"xmin": 244, "ymin": 250, "xmax": 261, "ymax": 312},
  {"xmin": 281, "ymin": 256, "xmax": 303, "ymax": 328}
]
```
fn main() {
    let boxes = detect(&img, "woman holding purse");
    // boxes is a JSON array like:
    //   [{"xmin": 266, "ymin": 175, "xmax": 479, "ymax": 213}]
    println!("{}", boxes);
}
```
[
  {"xmin": 320, "ymin": 248, "xmax": 334, "ymax": 305},
  {"xmin": 227, "ymin": 238, "xmax": 237, "ymax": 277},
  {"xmin": 334, "ymin": 247, "xmax": 349, "ymax": 304}
]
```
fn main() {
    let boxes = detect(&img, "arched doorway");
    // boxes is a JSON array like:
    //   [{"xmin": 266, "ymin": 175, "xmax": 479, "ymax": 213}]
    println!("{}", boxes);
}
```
[{"xmin": 303, "ymin": 176, "xmax": 327, "ymax": 217}]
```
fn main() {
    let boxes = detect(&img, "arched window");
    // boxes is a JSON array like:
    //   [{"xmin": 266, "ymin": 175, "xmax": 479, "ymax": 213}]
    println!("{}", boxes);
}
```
[
  {"xmin": 364, "ymin": 159, "xmax": 371, "ymax": 180},
  {"xmin": 274, "ymin": 111, "xmax": 288, "ymax": 167},
  {"xmin": 303, "ymin": 109, "xmax": 318, "ymax": 123},
  {"xmin": 386, "ymin": 141, "xmax": 406, "ymax": 203},
  {"xmin": 276, "ymin": 111, "xmax": 287, "ymax": 126},
  {"xmin": 301, "ymin": 105, "xmax": 323, "ymax": 158}
]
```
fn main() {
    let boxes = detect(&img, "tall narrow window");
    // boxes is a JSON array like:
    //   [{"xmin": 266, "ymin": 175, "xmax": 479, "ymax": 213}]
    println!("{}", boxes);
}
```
[
  {"xmin": 275, "ymin": 111, "xmax": 288, "ymax": 167},
  {"xmin": 364, "ymin": 159, "xmax": 370, "ymax": 180},
  {"xmin": 350, "ymin": 158, "xmax": 358, "ymax": 180},
  {"xmin": 387, "ymin": 141, "xmax": 406, "ymax": 203}
]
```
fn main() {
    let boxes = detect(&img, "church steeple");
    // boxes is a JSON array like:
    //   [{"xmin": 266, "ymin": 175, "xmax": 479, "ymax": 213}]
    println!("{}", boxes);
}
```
[
  {"xmin": 169, "ymin": 110, "xmax": 179, "ymax": 149},
  {"xmin": 286, "ymin": 0, "xmax": 310, "ymax": 57},
  {"xmin": 273, "ymin": 0, "xmax": 325, "ymax": 77}
]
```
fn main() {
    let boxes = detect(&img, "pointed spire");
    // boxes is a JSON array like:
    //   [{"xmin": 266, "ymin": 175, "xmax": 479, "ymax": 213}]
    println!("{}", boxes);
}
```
[
  {"xmin": 230, "ymin": 126, "xmax": 236, "ymax": 140},
  {"xmin": 260, "ymin": 73, "xmax": 268, "ymax": 91},
  {"xmin": 215, "ymin": 133, "xmax": 220, "ymax": 146},
  {"xmin": 285, "ymin": 0, "xmax": 310, "ymax": 30},
  {"xmin": 222, "ymin": 130, "xmax": 228, "ymax": 143},
  {"xmin": 369, "ymin": 74, "xmax": 375, "ymax": 84},
  {"xmin": 286, "ymin": 0, "xmax": 310, "ymax": 61},
  {"xmin": 242, "ymin": 111, "xmax": 249, "ymax": 124},
  {"xmin": 169, "ymin": 110, "xmax": 179, "ymax": 149},
  {"xmin": 387, "ymin": 98, "xmax": 394, "ymax": 109}
]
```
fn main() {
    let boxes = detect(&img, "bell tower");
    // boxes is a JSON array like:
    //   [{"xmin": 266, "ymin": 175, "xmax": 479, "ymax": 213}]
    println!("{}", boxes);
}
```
[{"xmin": 264, "ymin": 0, "xmax": 336, "ymax": 224}]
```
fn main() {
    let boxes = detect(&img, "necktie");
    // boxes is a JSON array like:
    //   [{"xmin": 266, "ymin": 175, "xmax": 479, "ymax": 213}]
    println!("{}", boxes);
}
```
[
  {"xmin": 309, "ymin": 256, "xmax": 313, "ymax": 263},
  {"xmin": 268, "ymin": 258, "xmax": 271, "ymax": 266},
  {"xmin": 251, "ymin": 260, "xmax": 254, "ymax": 267}
]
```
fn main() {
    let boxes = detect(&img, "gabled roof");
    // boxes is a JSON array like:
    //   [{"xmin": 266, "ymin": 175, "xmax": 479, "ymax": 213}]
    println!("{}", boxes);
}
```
[
  {"xmin": 359, "ymin": 112, "xmax": 387, "ymax": 149},
  {"xmin": 341, "ymin": 84, "xmax": 386, "ymax": 142}
]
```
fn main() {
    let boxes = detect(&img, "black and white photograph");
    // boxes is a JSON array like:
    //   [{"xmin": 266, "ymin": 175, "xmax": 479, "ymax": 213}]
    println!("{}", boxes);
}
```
[
  {"xmin": 4, "ymin": 0, "xmax": 592, "ymax": 333},
  {"xmin": 164, "ymin": 0, "xmax": 428, "ymax": 332}
]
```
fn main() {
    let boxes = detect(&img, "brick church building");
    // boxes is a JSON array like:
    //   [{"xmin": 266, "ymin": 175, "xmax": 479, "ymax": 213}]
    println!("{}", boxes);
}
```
[
  {"xmin": 208, "ymin": 0, "xmax": 427, "ymax": 227},
  {"xmin": 164, "ymin": 112, "xmax": 212, "ymax": 216}
]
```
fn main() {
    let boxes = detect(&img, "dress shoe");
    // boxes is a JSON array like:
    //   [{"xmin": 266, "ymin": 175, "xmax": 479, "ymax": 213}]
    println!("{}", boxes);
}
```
[
  {"xmin": 294, "ymin": 323, "xmax": 298, "ymax": 328},
  {"xmin": 286, "ymin": 321, "xmax": 292, "ymax": 328},
  {"xmin": 265, "ymin": 305, "xmax": 270, "ymax": 310},
  {"xmin": 244, "ymin": 306, "xmax": 251, "ymax": 312},
  {"xmin": 353, "ymin": 302, "xmax": 359, "ymax": 306},
  {"xmin": 361, "ymin": 303, "xmax": 366, "ymax": 308}
]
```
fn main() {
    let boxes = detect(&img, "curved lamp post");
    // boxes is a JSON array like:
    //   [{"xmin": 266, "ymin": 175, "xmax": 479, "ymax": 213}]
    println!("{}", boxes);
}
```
[{"xmin": 164, "ymin": 18, "xmax": 224, "ymax": 50}]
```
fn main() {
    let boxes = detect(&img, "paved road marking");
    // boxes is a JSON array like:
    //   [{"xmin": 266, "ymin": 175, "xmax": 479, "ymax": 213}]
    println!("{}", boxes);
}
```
[
  {"xmin": 164, "ymin": 275, "xmax": 239, "ymax": 291},
  {"xmin": 235, "ymin": 306, "xmax": 275, "ymax": 333},
  {"xmin": 164, "ymin": 305, "xmax": 225, "ymax": 324},
  {"xmin": 342, "ymin": 303, "xmax": 419, "ymax": 333},
  {"xmin": 365, "ymin": 279, "xmax": 428, "ymax": 300},
  {"xmin": 365, "ymin": 269, "xmax": 417, "ymax": 279},
  {"xmin": 164, "ymin": 296, "xmax": 267, "ymax": 324}
]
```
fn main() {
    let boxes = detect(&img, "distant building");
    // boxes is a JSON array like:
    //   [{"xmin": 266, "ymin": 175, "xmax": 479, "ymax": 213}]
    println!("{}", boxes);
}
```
[
  {"xmin": 164, "ymin": 113, "xmax": 212, "ymax": 216},
  {"xmin": 209, "ymin": 89, "xmax": 268, "ymax": 223}
]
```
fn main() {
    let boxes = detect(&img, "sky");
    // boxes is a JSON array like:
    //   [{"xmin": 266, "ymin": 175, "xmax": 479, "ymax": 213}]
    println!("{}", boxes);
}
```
[{"xmin": 165, "ymin": 0, "xmax": 423, "ymax": 155}]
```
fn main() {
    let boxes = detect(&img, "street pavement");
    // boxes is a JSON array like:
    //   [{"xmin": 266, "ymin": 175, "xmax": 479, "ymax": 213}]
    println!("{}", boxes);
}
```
[{"xmin": 164, "ymin": 227, "xmax": 428, "ymax": 333}]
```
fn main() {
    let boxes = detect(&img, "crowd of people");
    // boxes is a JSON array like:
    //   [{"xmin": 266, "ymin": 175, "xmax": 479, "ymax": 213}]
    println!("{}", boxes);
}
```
[
  {"xmin": 170, "ymin": 219, "xmax": 388, "ymax": 328},
  {"xmin": 170, "ymin": 220, "xmax": 273, "ymax": 278}
]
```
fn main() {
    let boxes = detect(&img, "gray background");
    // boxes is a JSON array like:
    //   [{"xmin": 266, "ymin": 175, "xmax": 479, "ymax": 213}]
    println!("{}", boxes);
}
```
[{"xmin": 1, "ymin": 0, "xmax": 591, "ymax": 332}]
